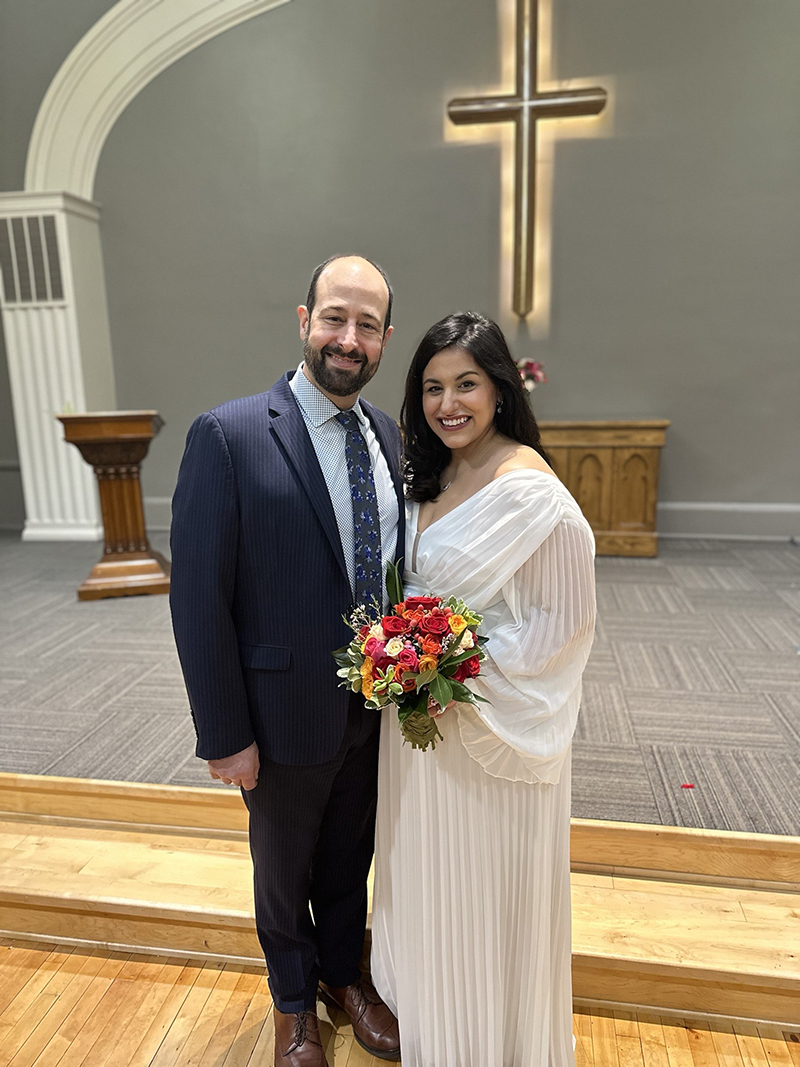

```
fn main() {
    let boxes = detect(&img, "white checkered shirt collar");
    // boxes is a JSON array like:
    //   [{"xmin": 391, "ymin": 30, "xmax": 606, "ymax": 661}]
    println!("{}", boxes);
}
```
[{"xmin": 291, "ymin": 362, "xmax": 368, "ymax": 429}]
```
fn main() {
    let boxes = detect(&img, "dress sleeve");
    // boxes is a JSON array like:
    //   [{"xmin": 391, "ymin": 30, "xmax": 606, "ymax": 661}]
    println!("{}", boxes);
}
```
[{"xmin": 456, "ymin": 515, "xmax": 596, "ymax": 784}]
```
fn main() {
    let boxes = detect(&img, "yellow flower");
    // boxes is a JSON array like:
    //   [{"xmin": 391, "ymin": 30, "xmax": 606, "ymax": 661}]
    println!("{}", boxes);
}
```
[
  {"xmin": 418, "ymin": 654, "xmax": 439, "ymax": 674},
  {"xmin": 448, "ymin": 614, "xmax": 467, "ymax": 634},
  {"xmin": 360, "ymin": 656, "xmax": 375, "ymax": 700}
]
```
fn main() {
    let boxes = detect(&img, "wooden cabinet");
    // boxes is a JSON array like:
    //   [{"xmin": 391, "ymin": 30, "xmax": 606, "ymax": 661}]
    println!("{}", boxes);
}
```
[{"xmin": 539, "ymin": 421, "xmax": 669, "ymax": 557}]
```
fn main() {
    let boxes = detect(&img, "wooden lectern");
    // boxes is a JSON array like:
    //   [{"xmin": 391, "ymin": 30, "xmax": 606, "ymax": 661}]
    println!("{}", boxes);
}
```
[{"xmin": 57, "ymin": 411, "xmax": 170, "ymax": 600}]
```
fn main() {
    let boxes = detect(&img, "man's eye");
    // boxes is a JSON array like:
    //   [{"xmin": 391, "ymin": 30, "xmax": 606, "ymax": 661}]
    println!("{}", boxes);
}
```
[
  {"xmin": 325, "ymin": 316, "xmax": 342, "ymax": 323},
  {"xmin": 360, "ymin": 323, "xmax": 377, "ymax": 332}
]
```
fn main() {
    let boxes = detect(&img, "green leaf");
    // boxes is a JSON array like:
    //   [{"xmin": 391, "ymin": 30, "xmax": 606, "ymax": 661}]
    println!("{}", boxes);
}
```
[
  {"xmin": 332, "ymin": 646, "xmax": 352, "ymax": 667},
  {"xmin": 428, "ymin": 673, "xmax": 453, "ymax": 709},
  {"xmin": 414, "ymin": 669, "xmax": 437, "ymax": 691},
  {"xmin": 437, "ymin": 628, "xmax": 465, "ymax": 668},
  {"xmin": 385, "ymin": 560, "xmax": 405, "ymax": 608},
  {"xmin": 442, "ymin": 646, "xmax": 480, "ymax": 668},
  {"xmin": 448, "ymin": 680, "xmax": 474, "ymax": 703}
]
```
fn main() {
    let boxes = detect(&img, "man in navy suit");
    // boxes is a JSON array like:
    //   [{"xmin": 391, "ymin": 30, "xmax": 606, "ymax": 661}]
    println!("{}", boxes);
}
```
[{"xmin": 170, "ymin": 256, "xmax": 404, "ymax": 1066}]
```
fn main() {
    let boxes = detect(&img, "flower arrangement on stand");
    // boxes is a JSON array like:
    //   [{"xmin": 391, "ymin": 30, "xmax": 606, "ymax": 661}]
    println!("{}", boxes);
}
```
[{"xmin": 516, "ymin": 358, "xmax": 547, "ymax": 392}]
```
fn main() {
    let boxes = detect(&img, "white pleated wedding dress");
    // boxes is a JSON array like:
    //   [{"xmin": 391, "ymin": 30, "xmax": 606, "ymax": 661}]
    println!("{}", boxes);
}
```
[{"xmin": 371, "ymin": 470, "xmax": 596, "ymax": 1067}]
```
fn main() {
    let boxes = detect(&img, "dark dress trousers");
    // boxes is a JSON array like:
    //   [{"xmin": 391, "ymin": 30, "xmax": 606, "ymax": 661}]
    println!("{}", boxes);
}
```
[{"xmin": 169, "ymin": 371, "xmax": 405, "ymax": 1011}]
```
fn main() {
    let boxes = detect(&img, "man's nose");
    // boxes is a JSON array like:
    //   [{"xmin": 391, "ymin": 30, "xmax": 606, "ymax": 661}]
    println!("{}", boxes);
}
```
[{"xmin": 337, "ymin": 322, "xmax": 359, "ymax": 353}]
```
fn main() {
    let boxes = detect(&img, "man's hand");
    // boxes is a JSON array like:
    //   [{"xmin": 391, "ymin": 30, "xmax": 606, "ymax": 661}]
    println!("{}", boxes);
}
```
[{"xmin": 208, "ymin": 741, "xmax": 260, "ymax": 791}]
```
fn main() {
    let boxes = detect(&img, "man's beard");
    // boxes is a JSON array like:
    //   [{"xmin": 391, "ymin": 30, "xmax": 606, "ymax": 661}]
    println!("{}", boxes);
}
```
[{"xmin": 303, "ymin": 338, "xmax": 381, "ymax": 397}]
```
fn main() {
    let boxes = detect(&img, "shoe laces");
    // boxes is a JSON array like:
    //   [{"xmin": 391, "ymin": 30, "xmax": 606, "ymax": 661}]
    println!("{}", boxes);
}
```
[
  {"xmin": 352, "ymin": 980, "xmax": 381, "ymax": 1011},
  {"xmin": 293, "ymin": 1011, "xmax": 321, "ymax": 1049}
]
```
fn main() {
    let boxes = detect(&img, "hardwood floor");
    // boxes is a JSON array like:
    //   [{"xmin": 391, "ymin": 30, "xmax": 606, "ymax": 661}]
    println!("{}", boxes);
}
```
[{"xmin": 0, "ymin": 938, "xmax": 797, "ymax": 1067}]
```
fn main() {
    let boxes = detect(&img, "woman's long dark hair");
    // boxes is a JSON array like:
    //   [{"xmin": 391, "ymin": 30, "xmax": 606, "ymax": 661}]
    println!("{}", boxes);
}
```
[{"xmin": 401, "ymin": 312, "xmax": 549, "ymax": 503}]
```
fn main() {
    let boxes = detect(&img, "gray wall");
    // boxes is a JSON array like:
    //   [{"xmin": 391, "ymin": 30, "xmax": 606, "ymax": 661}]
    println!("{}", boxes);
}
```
[{"xmin": 2, "ymin": 0, "xmax": 799, "ymax": 533}]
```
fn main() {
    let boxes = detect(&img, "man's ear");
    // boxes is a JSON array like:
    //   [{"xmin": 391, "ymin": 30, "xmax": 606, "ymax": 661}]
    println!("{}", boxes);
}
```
[
  {"xmin": 381, "ymin": 325, "xmax": 394, "ymax": 349},
  {"xmin": 297, "ymin": 305, "xmax": 309, "ymax": 339}
]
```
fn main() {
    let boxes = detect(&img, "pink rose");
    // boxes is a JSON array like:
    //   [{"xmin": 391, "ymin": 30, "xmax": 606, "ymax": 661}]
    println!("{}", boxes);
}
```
[
  {"xmin": 364, "ymin": 637, "xmax": 391, "ymax": 671},
  {"xmin": 396, "ymin": 646, "xmax": 419, "ymax": 672}
]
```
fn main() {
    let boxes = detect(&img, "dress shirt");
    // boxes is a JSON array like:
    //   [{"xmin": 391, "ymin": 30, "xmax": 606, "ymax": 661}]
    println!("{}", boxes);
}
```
[{"xmin": 290, "ymin": 363, "xmax": 399, "ymax": 605}]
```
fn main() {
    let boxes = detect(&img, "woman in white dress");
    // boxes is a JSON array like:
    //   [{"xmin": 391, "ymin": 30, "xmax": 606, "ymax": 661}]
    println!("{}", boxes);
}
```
[{"xmin": 370, "ymin": 312, "xmax": 596, "ymax": 1067}]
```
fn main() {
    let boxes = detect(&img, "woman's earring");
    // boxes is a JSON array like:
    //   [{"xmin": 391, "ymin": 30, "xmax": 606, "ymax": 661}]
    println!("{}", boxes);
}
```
[{"xmin": 496, "ymin": 399, "xmax": 504, "ymax": 413}]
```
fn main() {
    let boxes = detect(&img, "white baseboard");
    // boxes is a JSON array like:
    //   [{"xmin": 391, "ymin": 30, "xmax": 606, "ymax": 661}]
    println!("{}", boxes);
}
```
[
  {"xmin": 143, "ymin": 497, "xmax": 800, "ymax": 542},
  {"xmin": 22, "ymin": 522, "xmax": 103, "ymax": 542},
  {"xmin": 657, "ymin": 502, "xmax": 800, "ymax": 541}
]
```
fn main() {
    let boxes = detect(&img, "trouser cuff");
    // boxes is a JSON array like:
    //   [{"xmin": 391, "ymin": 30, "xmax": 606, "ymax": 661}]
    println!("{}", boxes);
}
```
[{"xmin": 269, "ymin": 979, "xmax": 319, "ymax": 1014}]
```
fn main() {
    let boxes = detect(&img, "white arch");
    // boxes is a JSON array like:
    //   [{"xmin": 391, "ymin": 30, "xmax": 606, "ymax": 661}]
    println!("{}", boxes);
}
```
[{"xmin": 25, "ymin": 0, "xmax": 292, "ymax": 199}]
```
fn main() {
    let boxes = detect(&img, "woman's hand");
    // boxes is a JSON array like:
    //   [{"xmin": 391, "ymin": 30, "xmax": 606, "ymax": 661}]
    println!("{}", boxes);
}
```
[{"xmin": 428, "ymin": 697, "xmax": 456, "ymax": 719}]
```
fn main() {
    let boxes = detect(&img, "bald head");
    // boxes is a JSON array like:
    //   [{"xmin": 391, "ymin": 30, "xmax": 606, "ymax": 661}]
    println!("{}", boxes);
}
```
[{"xmin": 305, "ymin": 255, "xmax": 393, "ymax": 334}]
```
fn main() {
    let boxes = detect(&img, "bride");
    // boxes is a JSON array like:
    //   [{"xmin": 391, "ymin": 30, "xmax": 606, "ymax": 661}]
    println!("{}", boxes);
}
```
[{"xmin": 370, "ymin": 312, "xmax": 596, "ymax": 1067}]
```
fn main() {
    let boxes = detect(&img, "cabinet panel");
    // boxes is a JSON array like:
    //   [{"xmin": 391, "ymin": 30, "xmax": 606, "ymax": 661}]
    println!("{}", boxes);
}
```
[
  {"xmin": 610, "ymin": 448, "xmax": 659, "ymax": 532},
  {"xmin": 546, "ymin": 447, "xmax": 569, "ymax": 484},
  {"xmin": 567, "ymin": 448, "xmax": 613, "ymax": 531}
]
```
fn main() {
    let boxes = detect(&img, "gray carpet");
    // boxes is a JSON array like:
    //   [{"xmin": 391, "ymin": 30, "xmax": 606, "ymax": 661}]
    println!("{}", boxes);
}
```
[{"xmin": 1, "ymin": 532, "xmax": 798, "ymax": 834}]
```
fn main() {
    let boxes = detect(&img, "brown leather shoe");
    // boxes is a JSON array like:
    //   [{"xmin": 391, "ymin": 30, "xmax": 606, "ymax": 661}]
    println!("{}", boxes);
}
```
[
  {"xmin": 318, "ymin": 976, "xmax": 400, "ymax": 1061},
  {"xmin": 273, "ymin": 1008, "xmax": 329, "ymax": 1066}
]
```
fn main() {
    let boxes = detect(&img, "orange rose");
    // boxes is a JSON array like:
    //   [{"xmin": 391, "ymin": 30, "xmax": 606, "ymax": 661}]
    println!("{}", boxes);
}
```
[
  {"xmin": 418, "ymin": 654, "xmax": 438, "ymax": 674},
  {"xmin": 421, "ymin": 634, "xmax": 442, "ymax": 656},
  {"xmin": 360, "ymin": 657, "xmax": 374, "ymax": 701}
]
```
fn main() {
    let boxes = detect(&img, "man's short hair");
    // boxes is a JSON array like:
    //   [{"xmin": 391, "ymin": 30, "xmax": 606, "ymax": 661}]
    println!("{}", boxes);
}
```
[{"xmin": 305, "ymin": 255, "xmax": 393, "ymax": 333}]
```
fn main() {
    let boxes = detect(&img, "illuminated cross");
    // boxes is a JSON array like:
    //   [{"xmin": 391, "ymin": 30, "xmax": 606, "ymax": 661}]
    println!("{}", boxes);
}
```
[{"xmin": 448, "ymin": 0, "xmax": 607, "ymax": 317}]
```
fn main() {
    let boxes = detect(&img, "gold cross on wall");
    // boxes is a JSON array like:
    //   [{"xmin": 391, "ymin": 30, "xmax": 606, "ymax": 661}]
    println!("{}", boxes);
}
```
[{"xmin": 448, "ymin": 0, "xmax": 608, "ymax": 318}]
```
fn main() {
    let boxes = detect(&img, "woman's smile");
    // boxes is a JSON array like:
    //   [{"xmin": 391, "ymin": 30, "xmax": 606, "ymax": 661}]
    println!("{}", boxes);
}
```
[{"xmin": 438, "ymin": 415, "xmax": 472, "ymax": 431}]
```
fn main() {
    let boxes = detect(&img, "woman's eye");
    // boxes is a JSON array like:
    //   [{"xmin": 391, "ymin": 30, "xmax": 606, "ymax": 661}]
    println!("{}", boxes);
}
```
[{"xmin": 459, "ymin": 380, "xmax": 476, "ymax": 388}]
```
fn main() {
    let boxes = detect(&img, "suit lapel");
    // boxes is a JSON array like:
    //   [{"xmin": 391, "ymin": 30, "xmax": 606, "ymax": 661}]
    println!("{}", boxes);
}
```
[{"xmin": 268, "ymin": 374, "xmax": 350, "ymax": 588}]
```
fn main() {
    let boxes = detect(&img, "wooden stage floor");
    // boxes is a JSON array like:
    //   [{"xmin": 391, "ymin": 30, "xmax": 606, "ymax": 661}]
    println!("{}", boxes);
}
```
[{"xmin": 1, "ymin": 937, "xmax": 798, "ymax": 1067}]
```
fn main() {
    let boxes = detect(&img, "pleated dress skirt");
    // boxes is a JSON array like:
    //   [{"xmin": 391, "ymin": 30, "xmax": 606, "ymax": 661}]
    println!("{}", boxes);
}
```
[{"xmin": 371, "ymin": 708, "xmax": 576, "ymax": 1067}]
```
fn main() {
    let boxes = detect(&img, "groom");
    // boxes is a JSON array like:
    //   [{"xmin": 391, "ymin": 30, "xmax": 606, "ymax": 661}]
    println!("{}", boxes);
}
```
[{"xmin": 170, "ymin": 255, "xmax": 404, "ymax": 1066}]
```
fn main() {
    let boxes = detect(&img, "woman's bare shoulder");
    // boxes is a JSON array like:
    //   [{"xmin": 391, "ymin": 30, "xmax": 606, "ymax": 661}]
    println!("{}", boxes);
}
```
[{"xmin": 493, "ymin": 445, "xmax": 557, "ymax": 480}]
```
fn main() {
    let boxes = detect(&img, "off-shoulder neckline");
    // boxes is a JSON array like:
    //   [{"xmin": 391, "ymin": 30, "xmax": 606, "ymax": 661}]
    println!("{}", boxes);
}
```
[{"xmin": 414, "ymin": 467, "xmax": 559, "ymax": 538}]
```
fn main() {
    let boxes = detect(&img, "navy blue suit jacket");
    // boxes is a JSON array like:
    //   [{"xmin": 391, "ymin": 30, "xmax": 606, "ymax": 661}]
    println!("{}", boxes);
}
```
[{"xmin": 169, "ymin": 372, "xmax": 405, "ymax": 765}]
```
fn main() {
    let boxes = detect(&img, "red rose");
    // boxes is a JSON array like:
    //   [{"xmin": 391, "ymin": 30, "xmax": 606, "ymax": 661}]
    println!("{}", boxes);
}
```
[
  {"xmin": 404, "ymin": 595, "xmax": 441, "ymax": 611},
  {"xmin": 451, "ymin": 661, "xmax": 469, "ymax": 682},
  {"xmin": 418, "ymin": 613, "xmax": 450, "ymax": 635},
  {"xmin": 382, "ymin": 615, "xmax": 410, "ymax": 636},
  {"xmin": 396, "ymin": 647, "xmax": 419, "ymax": 672},
  {"xmin": 358, "ymin": 625, "xmax": 370, "ymax": 640},
  {"xmin": 451, "ymin": 655, "xmax": 481, "ymax": 683},
  {"xmin": 464, "ymin": 655, "xmax": 481, "ymax": 678}
]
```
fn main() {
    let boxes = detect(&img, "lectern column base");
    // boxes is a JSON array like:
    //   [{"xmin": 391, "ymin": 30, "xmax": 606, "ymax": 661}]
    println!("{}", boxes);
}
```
[{"xmin": 77, "ymin": 551, "xmax": 171, "ymax": 601}]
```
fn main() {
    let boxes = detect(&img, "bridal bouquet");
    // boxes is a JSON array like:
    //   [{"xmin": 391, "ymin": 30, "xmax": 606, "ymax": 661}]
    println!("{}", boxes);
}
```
[{"xmin": 333, "ymin": 563, "xmax": 488, "ymax": 752}]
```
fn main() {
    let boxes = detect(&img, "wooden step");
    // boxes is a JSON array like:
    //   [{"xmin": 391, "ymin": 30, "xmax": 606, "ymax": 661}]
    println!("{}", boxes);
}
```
[{"xmin": 0, "ymin": 773, "xmax": 798, "ymax": 1026}]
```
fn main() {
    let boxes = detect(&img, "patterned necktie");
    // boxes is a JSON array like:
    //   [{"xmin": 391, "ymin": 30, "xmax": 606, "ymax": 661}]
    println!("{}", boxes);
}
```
[{"xmin": 335, "ymin": 410, "xmax": 383, "ymax": 612}]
